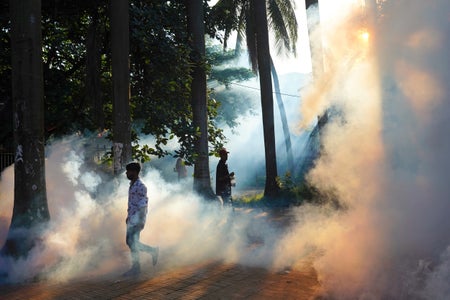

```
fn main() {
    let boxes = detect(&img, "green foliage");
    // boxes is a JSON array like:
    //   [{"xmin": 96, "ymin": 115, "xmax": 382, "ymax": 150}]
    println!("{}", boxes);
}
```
[
  {"xmin": 207, "ymin": 0, "xmax": 298, "ymax": 71},
  {"xmin": 206, "ymin": 0, "xmax": 244, "ymax": 47},
  {"xmin": 276, "ymin": 172, "xmax": 344, "ymax": 208},
  {"xmin": 128, "ymin": 1, "xmax": 226, "ymax": 164},
  {"xmin": 238, "ymin": 192, "xmax": 264, "ymax": 204},
  {"xmin": 40, "ymin": 1, "xmax": 112, "ymax": 137},
  {"xmin": 205, "ymin": 44, "xmax": 256, "ymax": 128},
  {"xmin": 276, "ymin": 172, "xmax": 304, "ymax": 205},
  {"xmin": 206, "ymin": 44, "xmax": 254, "ymax": 87},
  {"xmin": 129, "ymin": 1, "xmax": 192, "ymax": 158},
  {"xmin": 234, "ymin": 172, "xmax": 343, "ymax": 208},
  {"xmin": 210, "ymin": 68, "xmax": 254, "ymax": 87},
  {"xmin": 206, "ymin": 44, "xmax": 237, "ymax": 64},
  {"xmin": 1, "ymin": 0, "xmax": 229, "ymax": 165},
  {"xmin": 211, "ymin": 89, "xmax": 256, "ymax": 128},
  {"xmin": 267, "ymin": 0, "xmax": 298, "ymax": 55},
  {"xmin": 206, "ymin": 95, "xmax": 227, "ymax": 158}
]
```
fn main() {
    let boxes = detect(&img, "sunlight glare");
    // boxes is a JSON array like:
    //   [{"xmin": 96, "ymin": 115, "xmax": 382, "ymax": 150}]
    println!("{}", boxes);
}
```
[{"xmin": 358, "ymin": 29, "xmax": 370, "ymax": 42}]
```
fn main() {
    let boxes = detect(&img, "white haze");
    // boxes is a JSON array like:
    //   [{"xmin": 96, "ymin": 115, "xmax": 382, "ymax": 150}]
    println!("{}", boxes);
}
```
[
  {"xmin": 213, "ymin": 74, "xmax": 309, "ymax": 189},
  {"xmin": 284, "ymin": 0, "xmax": 450, "ymax": 298},
  {"xmin": 1, "ymin": 0, "xmax": 449, "ymax": 298},
  {"xmin": 0, "ymin": 137, "xmax": 286, "ymax": 283}
]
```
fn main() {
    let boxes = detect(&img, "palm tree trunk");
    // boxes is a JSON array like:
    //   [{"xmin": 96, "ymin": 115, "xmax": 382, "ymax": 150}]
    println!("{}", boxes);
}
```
[
  {"xmin": 305, "ymin": 0, "xmax": 324, "ymax": 79},
  {"xmin": 2, "ymin": 0, "xmax": 50, "ymax": 258},
  {"xmin": 234, "ymin": 9, "xmax": 245, "ymax": 57},
  {"xmin": 110, "ymin": 0, "xmax": 132, "ymax": 174},
  {"xmin": 254, "ymin": 0, "xmax": 279, "ymax": 197},
  {"xmin": 186, "ymin": 0, "xmax": 214, "ymax": 197},
  {"xmin": 234, "ymin": 31, "xmax": 243, "ymax": 56},
  {"xmin": 270, "ymin": 56, "xmax": 294, "ymax": 174}
]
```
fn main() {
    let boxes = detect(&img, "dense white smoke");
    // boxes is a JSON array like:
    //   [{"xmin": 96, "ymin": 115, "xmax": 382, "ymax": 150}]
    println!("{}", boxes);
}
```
[
  {"xmin": 1, "ymin": 1, "xmax": 449, "ymax": 298},
  {"xmin": 0, "ymin": 136, "xmax": 286, "ymax": 283},
  {"xmin": 283, "ymin": 0, "xmax": 450, "ymax": 298}
]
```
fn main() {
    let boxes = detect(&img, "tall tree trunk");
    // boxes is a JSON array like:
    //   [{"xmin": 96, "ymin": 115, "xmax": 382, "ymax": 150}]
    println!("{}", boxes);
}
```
[
  {"xmin": 86, "ymin": 7, "xmax": 104, "ymax": 131},
  {"xmin": 254, "ymin": 0, "xmax": 279, "ymax": 197},
  {"xmin": 234, "ymin": 9, "xmax": 245, "ymax": 57},
  {"xmin": 2, "ymin": 0, "xmax": 50, "ymax": 258},
  {"xmin": 234, "ymin": 31, "xmax": 243, "ymax": 57},
  {"xmin": 110, "ymin": 0, "xmax": 131, "ymax": 174},
  {"xmin": 186, "ymin": 0, "xmax": 214, "ymax": 197},
  {"xmin": 305, "ymin": 0, "xmax": 324, "ymax": 79},
  {"xmin": 270, "ymin": 56, "xmax": 294, "ymax": 174}
]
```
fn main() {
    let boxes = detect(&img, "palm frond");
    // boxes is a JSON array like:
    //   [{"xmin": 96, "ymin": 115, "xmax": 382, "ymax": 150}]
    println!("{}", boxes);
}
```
[
  {"xmin": 276, "ymin": 0, "xmax": 298, "ymax": 53},
  {"xmin": 245, "ymin": 0, "xmax": 258, "ymax": 73},
  {"xmin": 267, "ymin": 0, "xmax": 298, "ymax": 56},
  {"xmin": 233, "ymin": 3, "xmax": 246, "ymax": 55},
  {"xmin": 235, "ymin": 5, "xmax": 246, "ymax": 46},
  {"xmin": 267, "ymin": 0, "xmax": 290, "ymax": 55}
]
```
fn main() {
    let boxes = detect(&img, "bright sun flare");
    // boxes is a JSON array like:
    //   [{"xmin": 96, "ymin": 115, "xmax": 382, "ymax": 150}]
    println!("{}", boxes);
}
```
[{"xmin": 359, "ymin": 29, "xmax": 370, "ymax": 42}]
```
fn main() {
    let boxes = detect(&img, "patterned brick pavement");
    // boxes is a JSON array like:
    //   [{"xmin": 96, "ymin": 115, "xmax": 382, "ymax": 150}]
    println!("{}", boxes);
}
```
[
  {"xmin": 0, "ymin": 259, "xmax": 320, "ymax": 299},
  {"xmin": 0, "ymin": 208, "xmax": 321, "ymax": 299}
]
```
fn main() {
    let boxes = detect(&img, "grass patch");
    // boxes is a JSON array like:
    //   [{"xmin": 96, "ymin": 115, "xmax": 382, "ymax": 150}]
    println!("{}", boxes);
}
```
[
  {"xmin": 233, "ymin": 172, "xmax": 343, "ymax": 209},
  {"xmin": 239, "ymin": 192, "xmax": 264, "ymax": 204},
  {"xmin": 233, "ymin": 191, "xmax": 293, "ymax": 208}
]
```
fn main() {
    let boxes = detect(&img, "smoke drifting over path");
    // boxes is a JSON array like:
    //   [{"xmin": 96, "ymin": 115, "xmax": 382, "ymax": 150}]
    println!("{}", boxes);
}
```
[
  {"xmin": 1, "ymin": 1, "xmax": 449, "ymax": 299},
  {"xmin": 289, "ymin": 0, "xmax": 450, "ymax": 298},
  {"xmin": 0, "ymin": 137, "xmax": 284, "ymax": 283}
]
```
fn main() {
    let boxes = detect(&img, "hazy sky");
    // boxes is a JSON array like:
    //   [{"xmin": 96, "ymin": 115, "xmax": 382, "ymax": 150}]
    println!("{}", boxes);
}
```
[{"xmin": 211, "ymin": 0, "xmax": 368, "ymax": 74}]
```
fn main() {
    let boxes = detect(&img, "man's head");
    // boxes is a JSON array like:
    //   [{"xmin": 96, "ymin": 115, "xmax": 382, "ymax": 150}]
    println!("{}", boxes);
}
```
[
  {"xmin": 219, "ymin": 148, "xmax": 229, "ymax": 161},
  {"xmin": 126, "ymin": 162, "xmax": 141, "ymax": 181}
]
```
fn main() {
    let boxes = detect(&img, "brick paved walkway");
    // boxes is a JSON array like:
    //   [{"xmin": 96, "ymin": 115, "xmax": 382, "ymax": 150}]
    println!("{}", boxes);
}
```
[
  {"xmin": 0, "ymin": 208, "xmax": 321, "ymax": 299},
  {"xmin": 0, "ymin": 259, "xmax": 320, "ymax": 299}
]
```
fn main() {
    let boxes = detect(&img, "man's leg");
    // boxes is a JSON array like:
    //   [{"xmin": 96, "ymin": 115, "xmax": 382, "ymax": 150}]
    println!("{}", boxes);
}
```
[
  {"xmin": 125, "ymin": 225, "xmax": 141, "ymax": 275},
  {"xmin": 135, "ymin": 231, "xmax": 159, "ymax": 266},
  {"xmin": 221, "ymin": 192, "xmax": 233, "ymax": 208}
]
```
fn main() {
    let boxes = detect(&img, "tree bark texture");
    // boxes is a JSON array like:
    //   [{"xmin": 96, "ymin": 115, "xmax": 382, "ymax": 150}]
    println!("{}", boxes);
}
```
[
  {"xmin": 111, "ymin": 0, "xmax": 132, "ymax": 174},
  {"xmin": 253, "ymin": 0, "xmax": 279, "ymax": 197},
  {"xmin": 305, "ymin": 0, "xmax": 324, "ymax": 79},
  {"xmin": 270, "ymin": 56, "xmax": 294, "ymax": 174},
  {"xmin": 186, "ymin": 0, "xmax": 214, "ymax": 197},
  {"xmin": 2, "ymin": 0, "xmax": 50, "ymax": 257}
]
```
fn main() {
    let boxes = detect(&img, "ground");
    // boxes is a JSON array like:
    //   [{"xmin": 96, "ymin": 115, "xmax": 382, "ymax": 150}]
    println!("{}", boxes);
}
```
[
  {"xmin": 0, "ymin": 259, "xmax": 320, "ymax": 299},
  {"xmin": 0, "ymin": 207, "xmax": 322, "ymax": 299}
]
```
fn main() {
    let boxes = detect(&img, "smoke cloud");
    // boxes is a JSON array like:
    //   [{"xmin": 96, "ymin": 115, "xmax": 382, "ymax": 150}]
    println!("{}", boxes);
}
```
[
  {"xmin": 1, "ymin": 1, "xmax": 449, "ymax": 299},
  {"xmin": 0, "ymin": 136, "xmax": 287, "ymax": 283},
  {"xmin": 288, "ymin": 0, "xmax": 450, "ymax": 298}
]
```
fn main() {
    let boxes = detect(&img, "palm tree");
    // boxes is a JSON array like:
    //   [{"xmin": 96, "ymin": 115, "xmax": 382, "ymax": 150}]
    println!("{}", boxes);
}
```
[
  {"xmin": 305, "ymin": 0, "xmax": 324, "ymax": 78},
  {"xmin": 110, "ymin": 0, "xmax": 132, "ymax": 174},
  {"xmin": 2, "ymin": 0, "xmax": 50, "ymax": 258},
  {"xmin": 211, "ymin": 0, "xmax": 298, "ymax": 195},
  {"xmin": 271, "ymin": 57, "xmax": 294, "ymax": 173},
  {"xmin": 186, "ymin": 0, "xmax": 215, "ymax": 197},
  {"xmin": 266, "ymin": 1, "xmax": 298, "ymax": 174},
  {"xmin": 253, "ymin": 0, "xmax": 279, "ymax": 196}
]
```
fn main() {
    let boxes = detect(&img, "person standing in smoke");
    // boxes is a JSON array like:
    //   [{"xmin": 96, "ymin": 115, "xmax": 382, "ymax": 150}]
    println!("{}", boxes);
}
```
[
  {"xmin": 216, "ymin": 148, "xmax": 235, "ymax": 206},
  {"xmin": 174, "ymin": 157, "xmax": 187, "ymax": 181},
  {"xmin": 124, "ymin": 162, "xmax": 159, "ymax": 277}
]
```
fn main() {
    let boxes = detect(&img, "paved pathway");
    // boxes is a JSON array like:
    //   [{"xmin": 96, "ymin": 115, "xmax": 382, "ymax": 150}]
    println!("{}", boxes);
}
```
[
  {"xmin": 0, "ymin": 259, "xmax": 320, "ymax": 299},
  {"xmin": 0, "ymin": 208, "xmax": 321, "ymax": 299}
]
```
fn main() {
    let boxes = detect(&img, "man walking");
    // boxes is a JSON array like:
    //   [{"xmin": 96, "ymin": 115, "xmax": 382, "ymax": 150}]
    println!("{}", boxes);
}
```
[
  {"xmin": 124, "ymin": 162, "xmax": 159, "ymax": 276},
  {"xmin": 216, "ymin": 148, "xmax": 235, "ymax": 206}
]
